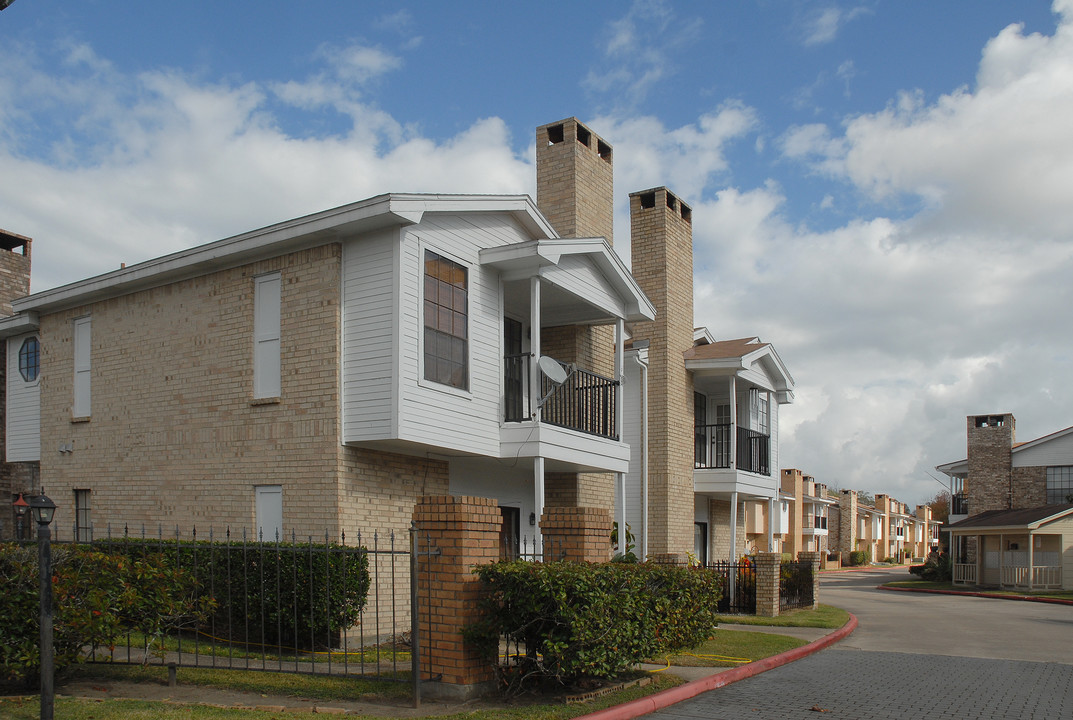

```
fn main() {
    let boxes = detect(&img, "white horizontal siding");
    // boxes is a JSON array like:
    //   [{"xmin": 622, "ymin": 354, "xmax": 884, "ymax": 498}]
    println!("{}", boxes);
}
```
[
  {"xmin": 1014, "ymin": 431, "xmax": 1073, "ymax": 468},
  {"xmin": 6, "ymin": 334, "xmax": 40, "ymax": 461},
  {"xmin": 342, "ymin": 230, "xmax": 398, "ymax": 442},
  {"xmin": 396, "ymin": 212, "xmax": 531, "ymax": 457},
  {"xmin": 541, "ymin": 255, "xmax": 624, "ymax": 318}
]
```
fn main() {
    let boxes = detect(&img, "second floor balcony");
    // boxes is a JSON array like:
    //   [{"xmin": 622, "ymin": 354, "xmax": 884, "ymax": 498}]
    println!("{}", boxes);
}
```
[
  {"xmin": 694, "ymin": 423, "xmax": 770, "ymax": 476},
  {"xmin": 504, "ymin": 353, "xmax": 619, "ymax": 440}
]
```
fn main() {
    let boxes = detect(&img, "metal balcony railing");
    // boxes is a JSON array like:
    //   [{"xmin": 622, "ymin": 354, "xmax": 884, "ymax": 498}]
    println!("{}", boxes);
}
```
[
  {"xmin": 503, "ymin": 354, "xmax": 619, "ymax": 440},
  {"xmin": 693, "ymin": 423, "xmax": 770, "ymax": 476},
  {"xmin": 951, "ymin": 492, "xmax": 968, "ymax": 516}
]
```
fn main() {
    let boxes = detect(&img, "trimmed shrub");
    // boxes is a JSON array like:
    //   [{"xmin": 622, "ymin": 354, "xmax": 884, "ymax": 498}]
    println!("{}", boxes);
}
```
[
  {"xmin": 848, "ymin": 550, "xmax": 870, "ymax": 567},
  {"xmin": 0, "ymin": 544, "xmax": 211, "ymax": 686},
  {"xmin": 910, "ymin": 555, "xmax": 951, "ymax": 582},
  {"xmin": 97, "ymin": 538, "xmax": 370, "ymax": 649},
  {"xmin": 466, "ymin": 561, "xmax": 721, "ymax": 691}
]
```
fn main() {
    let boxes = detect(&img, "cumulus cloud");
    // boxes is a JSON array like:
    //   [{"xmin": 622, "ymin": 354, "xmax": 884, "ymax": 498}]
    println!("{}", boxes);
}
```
[{"xmin": 800, "ymin": 6, "xmax": 870, "ymax": 47}]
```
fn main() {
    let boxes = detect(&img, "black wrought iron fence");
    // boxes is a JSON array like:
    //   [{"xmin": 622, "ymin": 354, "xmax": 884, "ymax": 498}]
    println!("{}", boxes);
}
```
[
  {"xmin": 706, "ymin": 560, "xmax": 756, "ymax": 614},
  {"xmin": 779, "ymin": 560, "xmax": 814, "ymax": 612},
  {"xmin": 52, "ymin": 524, "xmax": 420, "ymax": 684}
]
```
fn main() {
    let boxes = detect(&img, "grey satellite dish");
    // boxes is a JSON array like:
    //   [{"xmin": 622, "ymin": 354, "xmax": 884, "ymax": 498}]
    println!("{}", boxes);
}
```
[{"xmin": 537, "ymin": 355, "xmax": 568, "ymax": 385}]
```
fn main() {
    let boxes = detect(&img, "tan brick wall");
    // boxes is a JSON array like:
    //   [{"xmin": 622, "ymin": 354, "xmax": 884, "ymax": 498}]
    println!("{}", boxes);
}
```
[
  {"xmin": 837, "ymin": 490, "xmax": 857, "ymax": 559},
  {"xmin": 535, "ymin": 118, "xmax": 617, "ymax": 513},
  {"xmin": 709, "ymin": 498, "xmax": 746, "ymax": 561},
  {"xmin": 966, "ymin": 414, "xmax": 1014, "ymax": 513},
  {"xmin": 38, "ymin": 244, "xmax": 345, "ymax": 538},
  {"xmin": 540, "ymin": 505, "xmax": 613, "ymax": 563},
  {"xmin": 629, "ymin": 188, "xmax": 694, "ymax": 557}
]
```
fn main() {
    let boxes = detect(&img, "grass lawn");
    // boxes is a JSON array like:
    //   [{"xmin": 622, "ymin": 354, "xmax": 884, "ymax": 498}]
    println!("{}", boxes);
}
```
[
  {"xmin": 649, "ymin": 630, "xmax": 805, "ymax": 668},
  {"xmin": 883, "ymin": 580, "xmax": 1073, "ymax": 600},
  {"xmin": 0, "ymin": 621, "xmax": 816, "ymax": 719},
  {"xmin": 0, "ymin": 674, "xmax": 684, "ymax": 720},
  {"xmin": 715, "ymin": 604, "xmax": 849, "ymax": 629}
]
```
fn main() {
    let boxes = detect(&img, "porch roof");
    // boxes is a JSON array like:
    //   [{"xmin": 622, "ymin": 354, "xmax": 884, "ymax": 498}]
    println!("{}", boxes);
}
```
[{"xmin": 946, "ymin": 504, "xmax": 1073, "ymax": 533}]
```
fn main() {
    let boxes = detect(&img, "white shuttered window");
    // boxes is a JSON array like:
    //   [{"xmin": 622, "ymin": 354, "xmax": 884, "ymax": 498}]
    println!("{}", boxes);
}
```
[
  {"xmin": 254, "ymin": 273, "xmax": 282, "ymax": 399},
  {"xmin": 73, "ymin": 316, "xmax": 92, "ymax": 417}
]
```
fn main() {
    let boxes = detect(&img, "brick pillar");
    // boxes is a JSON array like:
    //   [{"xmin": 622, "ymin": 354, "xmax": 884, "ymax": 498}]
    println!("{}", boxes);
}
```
[
  {"xmin": 412, "ymin": 495, "xmax": 500, "ymax": 699},
  {"xmin": 753, "ymin": 552, "xmax": 781, "ymax": 618},
  {"xmin": 540, "ymin": 506, "xmax": 613, "ymax": 563},
  {"xmin": 797, "ymin": 551, "xmax": 822, "ymax": 610}
]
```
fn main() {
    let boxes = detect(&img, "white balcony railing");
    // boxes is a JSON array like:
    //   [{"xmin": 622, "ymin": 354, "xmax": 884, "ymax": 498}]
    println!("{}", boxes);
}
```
[{"xmin": 953, "ymin": 563, "xmax": 977, "ymax": 584}]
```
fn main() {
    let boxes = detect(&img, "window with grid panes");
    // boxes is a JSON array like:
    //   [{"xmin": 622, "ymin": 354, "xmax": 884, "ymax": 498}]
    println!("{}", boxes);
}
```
[
  {"xmin": 1046, "ymin": 466, "xmax": 1073, "ymax": 504},
  {"xmin": 423, "ymin": 251, "xmax": 468, "ymax": 389}
]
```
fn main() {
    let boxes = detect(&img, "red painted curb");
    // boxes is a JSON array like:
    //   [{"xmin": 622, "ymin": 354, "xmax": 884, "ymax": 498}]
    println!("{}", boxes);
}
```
[
  {"xmin": 879, "ymin": 584, "xmax": 1073, "ymax": 605},
  {"xmin": 574, "ymin": 613, "xmax": 859, "ymax": 720}
]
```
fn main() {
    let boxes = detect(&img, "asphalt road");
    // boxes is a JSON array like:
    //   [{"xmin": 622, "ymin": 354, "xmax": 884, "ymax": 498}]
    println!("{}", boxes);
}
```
[{"xmin": 645, "ymin": 568, "xmax": 1073, "ymax": 719}]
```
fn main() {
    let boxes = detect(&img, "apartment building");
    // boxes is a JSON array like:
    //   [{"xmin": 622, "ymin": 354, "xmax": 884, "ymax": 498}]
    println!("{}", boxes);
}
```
[
  {"xmin": 829, "ymin": 489, "xmax": 940, "ymax": 563},
  {"xmin": 937, "ymin": 413, "xmax": 1073, "ymax": 590},
  {"xmin": 0, "ymin": 118, "xmax": 661, "ymax": 548},
  {"xmin": 743, "ymin": 468, "xmax": 835, "ymax": 557}
]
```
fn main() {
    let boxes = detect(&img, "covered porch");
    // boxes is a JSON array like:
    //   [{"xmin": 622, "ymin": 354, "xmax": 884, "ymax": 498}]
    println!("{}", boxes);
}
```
[{"xmin": 948, "ymin": 505, "xmax": 1073, "ymax": 591}]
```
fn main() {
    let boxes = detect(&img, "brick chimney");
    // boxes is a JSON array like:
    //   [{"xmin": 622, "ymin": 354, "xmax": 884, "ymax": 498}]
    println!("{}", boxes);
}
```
[
  {"xmin": 629, "ymin": 187, "xmax": 694, "ymax": 558},
  {"xmin": 966, "ymin": 413, "xmax": 1015, "ymax": 513},
  {"xmin": 0, "ymin": 229, "xmax": 31, "ymax": 316},
  {"xmin": 534, "ymin": 119, "xmax": 616, "ymax": 510}
]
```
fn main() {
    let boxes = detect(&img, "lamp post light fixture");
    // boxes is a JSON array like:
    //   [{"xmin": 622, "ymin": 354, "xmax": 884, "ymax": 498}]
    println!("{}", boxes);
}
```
[
  {"xmin": 13, "ymin": 493, "xmax": 29, "ymax": 540},
  {"xmin": 29, "ymin": 492, "xmax": 56, "ymax": 720}
]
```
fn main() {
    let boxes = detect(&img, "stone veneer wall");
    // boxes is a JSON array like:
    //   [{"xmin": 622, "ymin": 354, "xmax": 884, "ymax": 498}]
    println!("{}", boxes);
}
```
[
  {"xmin": 629, "ymin": 187, "xmax": 695, "ymax": 558},
  {"xmin": 1011, "ymin": 466, "xmax": 1047, "ymax": 507},
  {"xmin": 966, "ymin": 414, "xmax": 1015, "ymax": 514}
]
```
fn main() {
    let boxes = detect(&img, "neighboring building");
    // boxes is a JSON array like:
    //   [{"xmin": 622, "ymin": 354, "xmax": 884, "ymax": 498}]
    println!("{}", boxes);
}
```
[
  {"xmin": 0, "ymin": 229, "xmax": 37, "ymax": 539},
  {"xmin": 937, "ymin": 413, "xmax": 1073, "ymax": 590},
  {"xmin": 743, "ymin": 468, "xmax": 835, "ymax": 557},
  {"xmin": 0, "ymin": 118, "xmax": 658, "ymax": 547},
  {"xmin": 621, "ymin": 225, "xmax": 797, "ymax": 568},
  {"xmin": 829, "ymin": 489, "xmax": 939, "ymax": 564}
]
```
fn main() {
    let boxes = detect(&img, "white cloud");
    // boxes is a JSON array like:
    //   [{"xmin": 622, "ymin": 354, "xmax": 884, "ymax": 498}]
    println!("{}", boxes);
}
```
[{"xmin": 801, "ymin": 6, "xmax": 870, "ymax": 47}]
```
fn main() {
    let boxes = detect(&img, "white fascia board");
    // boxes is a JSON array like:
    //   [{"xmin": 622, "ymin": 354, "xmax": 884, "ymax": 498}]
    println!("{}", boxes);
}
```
[
  {"xmin": 693, "ymin": 327, "xmax": 715, "ymax": 345},
  {"xmin": 481, "ymin": 238, "xmax": 656, "ymax": 322},
  {"xmin": 743, "ymin": 344, "xmax": 795, "ymax": 395},
  {"xmin": 0, "ymin": 311, "xmax": 39, "ymax": 339},
  {"xmin": 936, "ymin": 458, "xmax": 968, "ymax": 476},
  {"xmin": 14, "ymin": 193, "xmax": 547, "ymax": 317}
]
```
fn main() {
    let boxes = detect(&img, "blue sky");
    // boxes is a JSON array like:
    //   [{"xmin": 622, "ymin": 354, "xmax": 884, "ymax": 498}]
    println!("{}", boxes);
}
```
[{"xmin": 2, "ymin": 0, "xmax": 1071, "ymax": 508}]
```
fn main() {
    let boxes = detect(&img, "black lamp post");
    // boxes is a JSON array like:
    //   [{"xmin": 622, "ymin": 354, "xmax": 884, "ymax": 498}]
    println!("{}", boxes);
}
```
[
  {"xmin": 13, "ymin": 493, "xmax": 29, "ymax": 540},
  {"xmin": 29, "ymin": 492, "xmax": 56, "ymax": 720}
]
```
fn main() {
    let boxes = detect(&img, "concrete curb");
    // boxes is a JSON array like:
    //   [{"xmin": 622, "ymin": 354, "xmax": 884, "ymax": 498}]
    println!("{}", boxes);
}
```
[
  {"xmin": 879, "ymin": 584, "xmax": 1073, "ymax": 606},
  {"xmin": 574, "ymin": 613, "xmax": 859, "ymax": 720}
]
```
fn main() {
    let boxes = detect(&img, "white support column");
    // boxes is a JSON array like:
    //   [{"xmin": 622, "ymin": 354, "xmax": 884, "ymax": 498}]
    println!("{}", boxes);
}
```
[
  {"xmin": 1029, "ymin": 533, "xmax": 1036, "ymax": 590},
  {"xmin": 639, "ymin": 356, "xmax": 649, "ymax": 562},
  {"xmin": 534, "ymin": 456, "xmax": 545, "ymax": 554},
  {"xmin": 729, "ymin": 491, "xmax": 739, "ymax": 561},
  {"xmin": 614, "ymin": 318, "xmax": 624, "ymax": 437},
  {"xmin": 728, "ymin": 379, "xmax": 737, "ymax": 468},
  {"xmin": 767, "ymin": 498, "xmax": 775, "ymax": 552},
  {"xmin": 615, "ymin": 472, "xmax": 627, "ymax": 558},
  {"xmin": 530, "ymin": 277, "xmax": 541, "ymax": 422}
]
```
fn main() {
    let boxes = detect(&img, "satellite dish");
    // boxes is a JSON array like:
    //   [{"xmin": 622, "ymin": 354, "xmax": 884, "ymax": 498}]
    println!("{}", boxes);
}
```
[{"xmin": 538, "ymin": 356, "xmax": 569, "ymax": 385}]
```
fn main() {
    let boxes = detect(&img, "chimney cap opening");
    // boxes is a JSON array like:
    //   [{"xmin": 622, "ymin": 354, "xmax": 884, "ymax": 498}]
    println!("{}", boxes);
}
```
[
  {"xmin": 597, "ymin": 140, "xmax": 612, "ymax": 162},
  {"xmin": 576, "ymin": 124, "xmax": 591, "ymax": 148},
  {"xmin": 639, "ymin": 192, "xmax": 656, "ymax": 209},
  {"xmin": 546, "ymin": 124, "xmax": 565, "ymax": 145}
]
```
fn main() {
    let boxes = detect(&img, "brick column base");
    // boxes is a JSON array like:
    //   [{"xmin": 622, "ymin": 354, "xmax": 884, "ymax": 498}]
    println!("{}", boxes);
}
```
[
  {"xmin": 797, "ymin": 551, "xmax": 822, "ymax": 610},
  {"xmin": 413, "ymin": 495, "xmax": 500, "ymax": 700},
  {"xmin": 753, "ymin": 552, "xmax": 781, "ymax": 617},
  {"xmin": 648, "ymin": 552, "xmax": 690, "ymax": 566},
  {"xmin": 540, "ymin": 506, "xmax": 612, "ymax": 563}
]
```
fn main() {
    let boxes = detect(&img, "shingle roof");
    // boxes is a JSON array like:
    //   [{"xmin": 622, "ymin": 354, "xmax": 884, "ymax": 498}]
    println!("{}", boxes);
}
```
[{"xmin": 946, "ymin": 504, "xmax": 1073, "ymax": 530}]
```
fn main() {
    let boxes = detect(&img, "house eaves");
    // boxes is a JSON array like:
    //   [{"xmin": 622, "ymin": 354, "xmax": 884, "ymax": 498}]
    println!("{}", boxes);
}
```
[
  {"xmin": 479, "ymin": 238, "xmax": 656, "ymax": 323},
  {"xmin": 12, "ymin": 193, "xmax": 551, "ymax": 317},
  {"xmin": 937, "ymin": 422, "xmax": 1073, "ymax": 478},
  {"xmin": 684, "ymin": 336, "xmax": 795, "ymax": 402}
]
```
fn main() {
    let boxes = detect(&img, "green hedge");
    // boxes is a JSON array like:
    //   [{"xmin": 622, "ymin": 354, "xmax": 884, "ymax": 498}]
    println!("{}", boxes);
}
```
[
  {"xmin": 466, "ymin": 561, "xmax": 721, "ymax": 690},
  {"xmin": 96, "ymin": 538, "xmax": 370, "ymax": 650},
  {"xmin": 0, "ymin": 544, "xmax": 210, "ymax": 686},
  {"xmin": 848, "ymin": 550, "xmax": 870, "ymax": 566}
]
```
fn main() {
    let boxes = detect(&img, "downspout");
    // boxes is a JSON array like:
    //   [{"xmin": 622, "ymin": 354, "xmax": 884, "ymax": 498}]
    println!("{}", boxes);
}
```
[{"xmin": 639, "ymin": 353, "xmax": 649, "ymax": 561}]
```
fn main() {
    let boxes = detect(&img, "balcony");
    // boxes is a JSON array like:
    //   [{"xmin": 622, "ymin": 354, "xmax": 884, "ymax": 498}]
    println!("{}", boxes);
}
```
[
  {"xmin": 694, "ymin": 423, "xmax": 770, "ymax": 476},
  {"xmin": 504, "ymin": 354, "xmax": 618, "ymax": 440},
  {"xmin": 951, "ymin": 492, "xmax": 968, "ymax": 516},
  {"xmin": 803, "ymin": 514, "xmax": 828, "ymax": 535}
]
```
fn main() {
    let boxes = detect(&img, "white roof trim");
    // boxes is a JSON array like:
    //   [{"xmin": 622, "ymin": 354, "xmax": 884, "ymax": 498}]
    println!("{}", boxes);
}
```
[
  {"xmin": 13, "ymin": 193, "xmax": 553, "ymax": 316},
  {"xmin": 0, "ymin": 311, "xmax": 40, "ymax": 339},
  {"xmin": 480, "ymin": 238, "xmax": 656, "ymax": 322}
]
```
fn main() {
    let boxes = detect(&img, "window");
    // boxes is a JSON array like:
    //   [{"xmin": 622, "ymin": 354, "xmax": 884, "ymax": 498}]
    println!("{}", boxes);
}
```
[
  {"xmin": 254, "ymin": 273, "xmax": 282, "ymax": 399},
  {"xmin": 1046, "ymin": 467, "xmax": 1073, "ymax": 504},
  {"xmin": 693, "ymin": 522, "xmax": 708, "ymax": 566},
  {"xmin": 73, "ymin": 316, "xmax": 91, "ymax": 417},
  {"xmin": 748, "ymin": 388, "xmax": 769, "ymax": 434},
  {"xmin": 75, "ymin": 489, "xmax": 92, "ymax": 542},
  {"xmin": 423, "ymin": 251, "xmax": 468, "ymax": 389},
  {"xmin": 18, "ymin": 336, "xmax": 39, "ymax": 382},
  {"xmin": 255, "ymin": 485, "xmax": 283, "ymax": 541}
]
